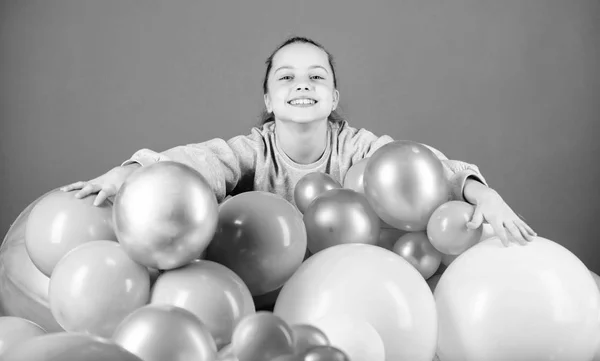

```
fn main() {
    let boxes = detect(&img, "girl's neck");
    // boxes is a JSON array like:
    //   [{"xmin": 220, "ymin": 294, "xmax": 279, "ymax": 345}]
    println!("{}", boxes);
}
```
[{"xmin": 275, "ymin": 119, "xmax": 329, "ymax": 164}]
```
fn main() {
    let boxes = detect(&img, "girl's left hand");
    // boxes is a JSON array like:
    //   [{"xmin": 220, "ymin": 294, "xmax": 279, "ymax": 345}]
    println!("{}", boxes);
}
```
[{"xmin": 466, "ymin": 191, "xmax": 537, "ymax": 247}]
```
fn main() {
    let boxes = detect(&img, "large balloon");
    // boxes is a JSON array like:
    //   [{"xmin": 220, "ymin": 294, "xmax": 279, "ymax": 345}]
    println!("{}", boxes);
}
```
[
  {"xmin": 49, "ymin": 241, "xmax": 150, "ymax": 337},
  {"xmin": 392, "ymin": 232, "xmax": 442, "ymax": 279},
  {"xmin": 435, "ymin": 237, "xmax": 600, "ymax": 361},
  {"xmin": 150, "ymin": 260, "xmax": 255, "ymax": 348},
  {"xmin": 363, "ymin": 141, "xmax": 450, "ymax": 231},
  {"xmin": 25, "ymin": 189, "xmax": 116, "ymax": 277},
  {"xmin": 113, "ymin": 161, "xmax": 219, "ymax": 270},
  {"xmin": 0, "ymin": 189, "xmax": 63, "ymax": 332},
  {"xmin": 0, "ymin": 332, "xmax": 142, "ymax": 361},
  {"xmin": 303, "ymin": 189, "xmax": 380, "ymax": 254},
  {"xmin": 294, "ymin": 172, "xmax": 342, "ymax": 214},
  {"xmin": 0, "ymin": 316, "xmax": 46, "ymax": 355},
  {"xmin": 230, "ymin": 312, "xmax": 294, "ymax": 361},
  {"xmin": 112, "ymin": 304, "xmax": 217, "ymax": 361},
  {"xmin": 274, "ymin": 244, "xmax": 437, "ymax": 361},
  {"xmin": 427, "ymin": 201, "xmax": 482, "ymax": 255},
  {"xmin": 207, "ymin": 192, "xmax": 307, "ymax": 296}
]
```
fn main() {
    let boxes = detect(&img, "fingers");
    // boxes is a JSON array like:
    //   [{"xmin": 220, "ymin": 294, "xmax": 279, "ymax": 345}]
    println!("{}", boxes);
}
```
[
  {"xmin": 60, "ymin": 181, "xmax": 87, "ymax": 192},
  {"xmin": 505, "ymin": 221, "xmax": 528, "ymax": 246},
  {"xmin": 491, "ymin": 220, "xmax": 509, "ymax": 247},
  {"xmin": 517, "ymin": 220, "xmax": 537, "ymax": 242},
  {"xmin": 95, "ymin": 186, "xmax": 116, "ymax": 206},
  {"xmin": 466, "ymin": 205, "xmax": 484, "ymax": 230}
]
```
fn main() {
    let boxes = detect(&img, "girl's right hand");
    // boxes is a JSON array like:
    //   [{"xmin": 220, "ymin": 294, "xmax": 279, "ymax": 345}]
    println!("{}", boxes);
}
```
[{"xmin": 60, "ymin": 163, "xmax": 141, "ymax": 206}]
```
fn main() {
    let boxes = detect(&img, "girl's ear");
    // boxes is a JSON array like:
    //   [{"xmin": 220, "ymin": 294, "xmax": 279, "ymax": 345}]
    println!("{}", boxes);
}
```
[
  {"xmin": 332, "ymin": 89, "xmax": 340, "ymax": 111},
  {"xmin": 264, "ymin": 94, "xmax": 273, "ymax": 113}
]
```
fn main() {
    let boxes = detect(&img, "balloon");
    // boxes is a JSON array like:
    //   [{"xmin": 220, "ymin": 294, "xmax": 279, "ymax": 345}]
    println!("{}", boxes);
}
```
[
  {"xmin": 392, "ymin": 232, "xmax": 442, "ymax": 279},
  {"xmin": 363, "ymin": 140, "xmax": 450, "ymax": 231},
  {"xmin": 230, "ymin": 312, "xmax": 294, "ymax": 361},
  {"xmin": 435, "ymin": 237, "xmax": 600, "ymax": 361},
  {"xmin": 440, "ymin": 253, "xmax": 458, "ymax": 267},
  {"xmin": 0, "ymin": 190, "xmax": 63, "ymax": 332},
  {"xmin": 427, "ymin": 201, "xmax": 483, "ymax": 255},
  {"xmin": 25, "ymin": 189, "xmax": 116, "ymax": 277},
  {"xmin": 342, "ymin": 158, "xmax": 369, "ymax": 193},
  {"xmin": 113, "ymin": 161, "xmax": 219, "ymax": 270},
  {"xmin": 150, "ymin": 260, "xmax": 255, "ymax": 348},
  {"xmin": 274, "ymin": 244, "xmax": 437, "ymax": 361},
  {"xmin": 207, "ymin": 192, "xmax": 307, "ymax": 296},
  {"xmin": 0, "ymin": 332, "xmax": 142, "ymax": 361},
  {"xmin": 302, "ymin": 346, "xmax": 349, "ymax": 361},
  {"xmin": 217, "ymin": 344, "xmax": 239, "ymax": 361},
  {"xmin": 49, "ymin": 241, "xmax": 150, "ymax": 337},
  {"xmin": 311, "ymin": 314, "xmax": 385, "ymax": 361},
  {"xmin": 303, "ymin": 189, "xmax": 380, "ymax": 254},
  {"xmin": 294, "ymin": 172, "xmax": 342, "ymax": 214},
  {"xmin": 112, "ymin": 304, "xmax": 217, "ymax": 361},
  {"xmin": 290, "ymin": 324, "xmax": 330, "ymax": 354},
  {"xmin": 377, "ymin": 226, "xmax": 406, "ymax": 251},
  {"xmin": 0, "ymin": 316, "xmax": 46, "ymax": 355}
]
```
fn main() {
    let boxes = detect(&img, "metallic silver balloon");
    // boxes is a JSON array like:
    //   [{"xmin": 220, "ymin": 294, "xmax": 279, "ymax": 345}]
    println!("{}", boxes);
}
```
[
  {"xmin": 112, "ymin": 304, "xmax": 217, "ymax": 361},
  {"xmin": 303, "ymin": 189, "xmax": 381, "ymax": 254},
  {"xmin": 392, "ymin": 232, "xmax": 442, "ymax": 279},
  {"xmin": 342, "ymin": 158, "xmax": 369, "ymax": 193},
  {"xmin": 364, "ymin": 141, "xmax": 450, "ymax": 231},
  {"xmin": 294, "ymin": 172, "xmax": 342, "ymax": 214},
  {"xmin": 113, "ymin": 161, "xmax": 219, "ymax": 270}
]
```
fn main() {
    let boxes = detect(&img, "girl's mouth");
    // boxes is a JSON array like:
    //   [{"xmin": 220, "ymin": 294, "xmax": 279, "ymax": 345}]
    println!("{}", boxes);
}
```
[{"xmin": 288, "ymin": 98, "xmax": 318, "ymax": 107}]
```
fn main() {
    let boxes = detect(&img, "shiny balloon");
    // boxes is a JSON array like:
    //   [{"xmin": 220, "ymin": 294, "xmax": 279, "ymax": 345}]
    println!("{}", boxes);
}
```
[
  {"xmin": 0, "ymin": 316, "xmax": 46, "ymax": 355},
  {"xmin": 49, "ymin": 241, "xmax": 150, "ymax": 337},
  {"xmin": 150, "ymin": 260, "xmax": 255, "ymax": 348},
  {"xmin": 436, "ymin": 237, "xmax": 600, "ymax": 361},
  {"xmin": 302, "ymin": 346, "xmax": 349, "ymax": 361},
  {"xmin": 112, "ymin": 304, "xmax": 217, "ymax": 361},
  {"xmin": 294, "ymin": 172, "xmax": 342, "ymax": 214},
  {"xmin": 427, "ymin": 201, "xmax": 483, "ymax": 255},
  {"xmin": 303, "ymin": 189, "xmax": 380, "ymax": 254},
  {"xmin": 377, "ymin": 226, "xmax": 406, "ymax": 251},
  {"xmin": 342, "ymin": 158, "xmax": 370, "ymax": 193},
  {"xmin": 363, "ymin": 140, "xmax": 450, "ymax": 231},
  {"xmin": 230, "ymin": 312, "xmax": 294, "ymax": 361},
  {"xmin": 25, "ymin": 189, "xmax": 117, "ymax": 277},
  {"xmin": 290, "ymin": 324, "xmax": 330, "ymax": 354},
  {"xmin": 113, "ymin": 161, "xmax": 219, "ymax": 270},
  {"xmin": 0, "ymin": 332, "xmax": 142, "ymax": 361},
  {"xmin": 207, "ymin": 192, "xmax": 307, "ymax": 296},
  {"xmin": 392, "ymin": 232, "xmax": 442, "ymax": 279},
  {"xmin": 274, "ymin": 244, "xmax": 437, "ymax": 361},
  {"xmin": 0, "ymin": 190, "xmax": 63, "ymax": 332}
]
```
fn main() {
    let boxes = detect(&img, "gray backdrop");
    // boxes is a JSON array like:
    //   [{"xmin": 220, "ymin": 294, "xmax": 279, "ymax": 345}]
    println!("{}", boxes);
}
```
[{"xmin": 1, "ymin": 1, "xmax": 599, "ymax": 271}]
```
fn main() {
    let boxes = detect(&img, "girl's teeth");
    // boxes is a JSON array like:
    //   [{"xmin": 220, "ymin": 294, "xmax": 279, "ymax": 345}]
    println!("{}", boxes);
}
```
[{"xmin": 290, "ymin": 99, "xmax": 316, "ymax": 105}]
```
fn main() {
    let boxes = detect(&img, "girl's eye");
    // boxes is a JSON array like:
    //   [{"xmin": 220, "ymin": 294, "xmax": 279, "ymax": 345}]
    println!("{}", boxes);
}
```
[
  {"xmin": 279, "ymin": 75, "xmax": 293, "ymax": 80},
  {"xmin": 310, "ymin": 75, "xmax": 325, "ymax": 80}
]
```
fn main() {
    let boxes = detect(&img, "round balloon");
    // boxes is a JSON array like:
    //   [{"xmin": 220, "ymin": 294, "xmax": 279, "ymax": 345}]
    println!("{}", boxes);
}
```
[
  {"xmin": 290, "ymin": 324, "xmax": 330, "ymax": 355},
  {"xmin": 274, "ymin": 244, "xmax": 437, "ymax": 361},
  {"xmin": 363, "ymin": 141, "xmax": 450, "ymax": 231},
  {"xmin": 25, "ymin": 189, "xmax": 116, "ymax": 277},
  {"xmin": 150, "ymin": 260, "xmax": 255, "ymax": 348},
  {"xmin": 230, "ymin": 312, "xmax": 294, "ymax": 361},
  {"xmin": 392, "ymin": 232, "xmax": 442, "ymax": 279},
  {"xmin": 0, "ymin": 316, "xmax": 46, "ymax": 355},
  {"xmin": 302, "ymin": 346, "xmax": 349, "ymax": 361},
  {"xmin": 49, "ymin": 241, "xmax": 150, "ymax": 337},
  {"xmin": 0, "ymin": 332, "xmax": 142, "ymax": 361},
  {"xmin": 377, "ymin": 226, "xmax": 406, "ymax": 251},
  {"xmin": 113, "ymin": 161, "xmax": 219, "ymax": 270},
  {"xmin": 427, "ymin": 201, "xmax": 482, "ymax": 255},
  {"xmin": 343, "ymin": 158, "xmax": 369, "ymax": 193},
  {"xmin": 435, "ymin": 237, "xmax": 600, "ymax": 361},
  {"xmin": 294, "ymin": 172, "xmax": 341, "ymax": 214},
  {"xmin": 303, "ymin": 189, "xmax": 380, "ymax": 254},
  {"xmin": 112, "ymin": 304, "xmax": 217, "ymax": 361},
  {"xmin": 207, "ymin": 192, "xmax": 307, "ymax": 296}
]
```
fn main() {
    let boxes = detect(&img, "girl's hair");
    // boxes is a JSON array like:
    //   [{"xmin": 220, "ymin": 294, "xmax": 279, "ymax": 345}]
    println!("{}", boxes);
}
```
[{"xmin": 258, "ymin": 36, "xmax": 343, "ymax": 125}]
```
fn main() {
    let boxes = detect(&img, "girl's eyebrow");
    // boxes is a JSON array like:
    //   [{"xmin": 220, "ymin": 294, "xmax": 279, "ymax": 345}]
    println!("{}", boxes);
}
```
[{"xmin": 274, "ymin": 65, "xmax": 329, "ymax": 74}]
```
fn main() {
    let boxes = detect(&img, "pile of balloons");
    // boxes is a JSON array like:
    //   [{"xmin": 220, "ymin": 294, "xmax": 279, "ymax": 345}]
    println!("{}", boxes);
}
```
[{"xmin": 0, "ymin": 141, "xmax": 599, "ymax": 361}]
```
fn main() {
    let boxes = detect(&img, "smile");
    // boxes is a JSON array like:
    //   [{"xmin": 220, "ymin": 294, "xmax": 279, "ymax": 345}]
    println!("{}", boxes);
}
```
[{"xmin": 288, "ymin": 98, "xmax": 318, "ymax": 106}]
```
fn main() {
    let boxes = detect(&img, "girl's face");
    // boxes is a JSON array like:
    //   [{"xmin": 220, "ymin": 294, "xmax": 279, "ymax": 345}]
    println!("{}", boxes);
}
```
[{"xmin": 264, "ymin": 42, "xmax": 339, "ymax": 125}]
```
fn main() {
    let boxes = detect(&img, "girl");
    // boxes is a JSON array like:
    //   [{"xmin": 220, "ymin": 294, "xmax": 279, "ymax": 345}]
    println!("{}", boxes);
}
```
[{"xmin": 62, "ymin": 36, "xmax": 536, "ymax": 247}]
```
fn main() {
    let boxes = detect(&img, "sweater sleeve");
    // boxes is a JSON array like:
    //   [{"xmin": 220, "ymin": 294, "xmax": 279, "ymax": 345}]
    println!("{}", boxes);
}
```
[
  {"xmin": 121, "ymin": 130, "xmax": 262, "ymax": 203},
  {"xmin": 338, "ymin": 122, "xmax": 487, "ymax": 203}
]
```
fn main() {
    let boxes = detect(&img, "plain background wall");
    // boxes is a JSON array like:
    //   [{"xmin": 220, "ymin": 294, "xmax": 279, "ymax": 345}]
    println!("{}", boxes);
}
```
[{"xmin": 1, "ymin": 1, "xmax": 599, "ymax": 271}]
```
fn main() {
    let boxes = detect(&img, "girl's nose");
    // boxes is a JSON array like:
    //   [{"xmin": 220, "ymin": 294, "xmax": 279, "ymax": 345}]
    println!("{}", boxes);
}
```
[{"xmin": 295, "ymin": 82, "xmax": 312, "ymax": 91}]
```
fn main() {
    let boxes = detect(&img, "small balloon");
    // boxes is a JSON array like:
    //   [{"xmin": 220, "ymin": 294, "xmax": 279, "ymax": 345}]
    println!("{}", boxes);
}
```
[
  {"xmin": 231, "ymin": 312, "xmax": 294, "ymax": 361},
  {"xmin": 112, "ymin": 304, "xmax": 217, "ymax": 361},
  {"xmin": 392, "ymin": 232, "xmax": 442, "ymax": 279},
  {"xmin": 290, "ymin": 324, "xmax": 330, "ymax": 354},
  {"xmin": 294, "ymin": 172, "xmax": 342, "ymax": 214},
  {"xmin": 364, "ymin": 141, "xmax": 450, "ymax": 231},
  {"xmin": 0, "ymin": 317, "xmax": 46, "ymax": 355},
  {"xmin": 303, "ymin": 189, "xmax": 380, "ymax": 254},
  {"xmin": 427, "ymin": 201, "xmax": 483, "ymax": 255},
  {"xmin": 302, "ymin": 345, "xmax": 349, "ymax": 361},
  {"xmin": 377, "ymin": 226, "xmax": 406, "ymax": 251}
]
